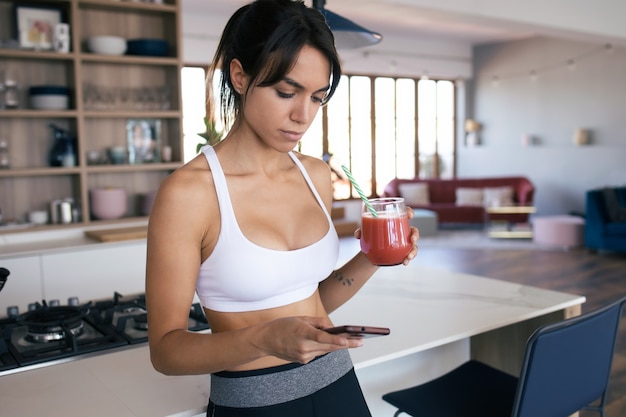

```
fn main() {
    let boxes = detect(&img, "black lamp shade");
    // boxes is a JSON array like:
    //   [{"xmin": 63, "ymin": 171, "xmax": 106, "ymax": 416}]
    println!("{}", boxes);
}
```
[{"xmin": 316, "ymin": 6, "xmax": 382, "ymax": 49}]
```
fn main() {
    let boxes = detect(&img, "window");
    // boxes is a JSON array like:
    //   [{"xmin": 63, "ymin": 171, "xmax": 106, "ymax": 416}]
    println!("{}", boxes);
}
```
[
  {"xmin": 319, "ymin": 75, "xmax": 456, "ymax": 199},
  {"xmin": 181, "ymin": 66, "xmax": 207, "ymax": 163},
  {"xmin": 181, "ymin": 68, "xmax": 456, "ymax": 198}
]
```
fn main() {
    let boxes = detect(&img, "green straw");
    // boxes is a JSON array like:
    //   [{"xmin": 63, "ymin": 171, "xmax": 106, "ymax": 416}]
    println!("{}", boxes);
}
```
[{"xmin": 341, "ymin": 165, "xmax": 378, "ymax": 217}]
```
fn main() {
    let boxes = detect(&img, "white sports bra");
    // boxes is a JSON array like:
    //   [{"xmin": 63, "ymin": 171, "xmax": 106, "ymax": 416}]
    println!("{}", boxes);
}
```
[{"xmin": 195, "ymin": 146, "xmax": 339, "ymax": 312}]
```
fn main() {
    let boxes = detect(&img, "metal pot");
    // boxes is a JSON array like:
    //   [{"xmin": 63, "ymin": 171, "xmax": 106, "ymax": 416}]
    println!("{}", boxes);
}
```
[{"xmin": 50, "ymin": 199, "xmax": 75, "ymax": 224}]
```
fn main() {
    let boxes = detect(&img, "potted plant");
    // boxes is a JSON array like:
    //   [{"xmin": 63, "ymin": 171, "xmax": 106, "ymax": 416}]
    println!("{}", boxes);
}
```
[{"xmin": 196, "ymin": 117, "xmax": 223, "ymax": 153}]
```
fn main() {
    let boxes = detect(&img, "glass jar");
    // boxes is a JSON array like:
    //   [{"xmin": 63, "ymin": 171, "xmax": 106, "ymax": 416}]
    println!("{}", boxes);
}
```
[
  {"xmin": 3, "ymin": 84, "xmax": 19, "ymax": 109},
  {"xmin": 0, "ymin": 139, "xmax": 10, "ymax": 169}
]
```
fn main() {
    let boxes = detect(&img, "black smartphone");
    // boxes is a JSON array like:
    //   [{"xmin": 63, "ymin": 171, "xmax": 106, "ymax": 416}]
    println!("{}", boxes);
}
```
[{"xmin": 324, "ymin": 325, "xmax": 390, "ymax": 338}]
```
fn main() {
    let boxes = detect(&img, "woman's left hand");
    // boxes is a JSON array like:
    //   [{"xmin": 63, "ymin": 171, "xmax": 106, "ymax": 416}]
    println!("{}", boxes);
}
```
[
  {"xmin": 353, "ymin": 206, "xmax": 420, "ymax": 266},
  {"xmin": 402, "ymin": 206, "xmax": 420, "ymax": 265}
]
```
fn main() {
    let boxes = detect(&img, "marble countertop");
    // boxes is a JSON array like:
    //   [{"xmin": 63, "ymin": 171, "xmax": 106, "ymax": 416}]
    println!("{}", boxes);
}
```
[{"xmin": 0, "ymin": 265, "xmax": 585, "ymax": 417}]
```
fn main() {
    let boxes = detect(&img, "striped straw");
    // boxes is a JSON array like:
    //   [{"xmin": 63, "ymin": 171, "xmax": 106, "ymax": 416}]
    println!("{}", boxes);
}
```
[{"xmin": 341, "ymin": 165, "xmax": 378, "ymax": 217}]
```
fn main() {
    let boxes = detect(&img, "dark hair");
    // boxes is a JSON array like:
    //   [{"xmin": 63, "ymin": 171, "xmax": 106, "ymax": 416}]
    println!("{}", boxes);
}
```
[{"xmin": 208, "ymin": 0, "xmax": 341, "ymax": 129}]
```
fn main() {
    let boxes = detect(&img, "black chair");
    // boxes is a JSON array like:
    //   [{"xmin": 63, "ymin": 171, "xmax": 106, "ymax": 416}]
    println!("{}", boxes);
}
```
[{"xmin": 382, "ymin": 296, "xmax": 626, "ymax": 417}]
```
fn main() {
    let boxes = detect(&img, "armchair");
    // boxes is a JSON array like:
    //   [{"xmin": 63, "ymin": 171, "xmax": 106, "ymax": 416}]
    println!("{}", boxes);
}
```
[{"xmin": 585, "ymin": 187, "xmax": 626, "ymax": 252}]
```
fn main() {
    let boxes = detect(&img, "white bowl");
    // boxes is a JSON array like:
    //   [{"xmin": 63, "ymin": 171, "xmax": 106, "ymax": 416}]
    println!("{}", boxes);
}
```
[
  {"xmin": 90, "ymin": 187, "xmax": 127, "ymax": 220},
  {"xmin": 87, "ymin": 36, "xmax": 127, "ymax": 55},
  {"xmin": 30, "ymin": 94, "xmax": 69, "ymax": 110},
  {"xmin": 28, "ymin": 210, "xmax": 49, "ymax": 225}
]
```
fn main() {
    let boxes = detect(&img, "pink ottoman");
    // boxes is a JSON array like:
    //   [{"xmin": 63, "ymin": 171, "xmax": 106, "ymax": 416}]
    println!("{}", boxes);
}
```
[{"xmin": 532, "ymin": 215, "xmax": 585, "ymax": 248}]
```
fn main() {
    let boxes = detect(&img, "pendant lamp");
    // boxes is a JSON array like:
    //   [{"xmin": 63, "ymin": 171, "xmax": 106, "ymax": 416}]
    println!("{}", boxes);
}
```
[{"xmin": 313, "ymin": 0, "xmax": 382, "ymax": 49}]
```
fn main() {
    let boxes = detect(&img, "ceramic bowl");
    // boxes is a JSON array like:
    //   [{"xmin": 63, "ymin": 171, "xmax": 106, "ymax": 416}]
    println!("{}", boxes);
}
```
[
  {"xmin": 90, "ymin": 187, "xmax": 127, "ymax": 220},
  {"xmin": 86, "ymin": 150, "xmax": 104, "ymax": 165},
  {"xmin": 29, "ymin": 86, "xmax": 70, "ymax": 110},
  {"xmin": 126, "ymin": 39, "xmax": 169, "ymax": 56},
  {"xmin": 28, "ymin": 210, "xmax": 49, "ymax": 225},
  {"xmin": 107, "ymin": 146, "xmax": 127, "ymax": 165},
  {"xmin": 87, "ymin": 36, "xmax": 127, "ymax": 55}
]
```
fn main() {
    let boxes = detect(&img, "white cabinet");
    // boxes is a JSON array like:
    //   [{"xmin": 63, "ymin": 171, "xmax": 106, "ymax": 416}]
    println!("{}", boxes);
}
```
[
  {"xmin": 0, "ymin": 254, "xmax": 43, "ymax": 316},
  {"xmin": 41, "ymin": 241, "xmax": 147, "ymax": 303}
]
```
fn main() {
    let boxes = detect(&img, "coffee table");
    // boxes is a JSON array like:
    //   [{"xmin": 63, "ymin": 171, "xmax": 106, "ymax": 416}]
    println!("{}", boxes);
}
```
[{"xmin": 485, "ymin": 205, "xmax": 536, "ymax": 238}]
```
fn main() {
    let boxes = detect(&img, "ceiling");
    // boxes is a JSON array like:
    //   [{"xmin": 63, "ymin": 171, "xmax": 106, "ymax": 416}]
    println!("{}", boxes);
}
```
[{"xmin": 181, "ymin": 0, "xmax": 538, "ymax": 47}]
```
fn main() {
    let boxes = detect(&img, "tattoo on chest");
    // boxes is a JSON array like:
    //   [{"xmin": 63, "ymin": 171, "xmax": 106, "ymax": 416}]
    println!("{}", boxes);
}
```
[{"xmin": 332, "ymin": 270, "xmax": 353, "ymax": 286}]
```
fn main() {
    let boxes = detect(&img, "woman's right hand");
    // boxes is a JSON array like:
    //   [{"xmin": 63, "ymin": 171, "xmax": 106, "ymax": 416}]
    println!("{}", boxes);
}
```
[{"xmin": 256, "ymin": 316, "xmax": 363, "ymax": 364}]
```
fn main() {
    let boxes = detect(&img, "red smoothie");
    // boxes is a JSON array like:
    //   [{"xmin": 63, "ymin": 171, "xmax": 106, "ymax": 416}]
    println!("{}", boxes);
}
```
[{"xmin": 360, "ymin": 213, "xmax": 412, "ymax": 266}]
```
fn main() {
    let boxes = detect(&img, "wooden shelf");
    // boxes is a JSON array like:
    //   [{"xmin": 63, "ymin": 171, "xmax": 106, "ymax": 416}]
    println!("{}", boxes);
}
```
[
  {"xmin": 0, "ymin": 49, "xmax": 76, "ymax": 61},
  {"xmin": 485, "ymin": 206, "xmax": 536, "ymax": 214},
  {"xmin": 79, "ymin": 54, "xmax": 179, "ymax": 66},
  {"xmin": 82, "ymin": 111, "xmax": 181, "ymax": 119},
  {"xmin": 78, "ymin": 0, "xmax": 177, "ymax": 13},
  {"xmin": 0, "ymin": 110, "xmax": 79, "ymax": 118},
  {"xmin": 485, "ymin": 206, "xmax": 535, "ymax": 239},
  {"xmin": 0, "ymin": 0, "xmax": 182, "ymax": 234},
  {"xmin": 488, "ymin": 230, "xmax": 534, "ymax": 239},
  {"xmin": 0, "ymin": 167, "xmax": 81, "ymax": 177}
]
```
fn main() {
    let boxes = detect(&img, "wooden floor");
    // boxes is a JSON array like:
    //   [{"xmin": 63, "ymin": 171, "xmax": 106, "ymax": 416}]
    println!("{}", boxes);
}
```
[{"xmin": 413, "ymin": 244, "xmax": 626, "ymax": 417}]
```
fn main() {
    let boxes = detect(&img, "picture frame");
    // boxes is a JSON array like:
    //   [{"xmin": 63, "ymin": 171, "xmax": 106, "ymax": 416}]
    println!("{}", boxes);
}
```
[
  {"xmin": 127, "ymin": 119, "xmax": 161, "ymax": 164},
  {"xmin": 14, "ymin": 5, "xmax": 63, "ymax": 50}
]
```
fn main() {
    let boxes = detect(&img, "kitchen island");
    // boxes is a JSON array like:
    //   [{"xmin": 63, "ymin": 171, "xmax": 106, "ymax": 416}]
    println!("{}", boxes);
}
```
[{"xmin": 0, "ymin": 264, "xmax": 584, "ymax": 417}]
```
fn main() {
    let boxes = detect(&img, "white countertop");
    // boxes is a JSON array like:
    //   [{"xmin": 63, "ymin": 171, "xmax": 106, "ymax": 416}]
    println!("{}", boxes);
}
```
[
  {"xmin": 331, "ymin": 265, "xmax": 584, "ymax": 369},
  {"xmin": 0, "ymin": 221, "xmax": 149, "ymax": 258},
  {"xmin": 0, "ymin": 265, "xmax": 584, "ymax": 417}
]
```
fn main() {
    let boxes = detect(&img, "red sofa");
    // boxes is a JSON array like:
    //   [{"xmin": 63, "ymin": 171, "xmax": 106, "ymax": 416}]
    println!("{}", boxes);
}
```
[{"xmin": 382, "ymin": 176, "xmax": 535, "ymax": 224}]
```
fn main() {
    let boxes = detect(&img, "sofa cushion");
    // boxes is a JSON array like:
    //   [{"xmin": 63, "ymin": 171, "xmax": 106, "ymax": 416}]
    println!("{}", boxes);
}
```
[
  {"xmin": 483, "ymin": 186, "xmax": 514, "ymax": 207},
  {"xmin": 399, "ymin": 183, "xmax": 430, "ymax": 206},
  {"xmin": 606, "ymin": 222, "xmax": 626, "ymax": 235},
  {"xmin": 456, "ymin": 188, "xmax": 483, "ymax": 206}
]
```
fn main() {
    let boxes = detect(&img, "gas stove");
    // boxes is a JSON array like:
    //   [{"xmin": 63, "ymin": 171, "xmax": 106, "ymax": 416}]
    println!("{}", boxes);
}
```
[{"xmin": 0, "ymin": 292, "xmax": 210, "ymax": 375}]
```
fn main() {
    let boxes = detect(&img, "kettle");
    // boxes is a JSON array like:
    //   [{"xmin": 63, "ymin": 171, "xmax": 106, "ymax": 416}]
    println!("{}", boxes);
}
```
[
  {"xmin": 48, "ymin": 124, "xmax": 77, "ymax": 167},
  {"xmin": 0, "ymin": 267, "xmax": 8, "ymax": 293}
]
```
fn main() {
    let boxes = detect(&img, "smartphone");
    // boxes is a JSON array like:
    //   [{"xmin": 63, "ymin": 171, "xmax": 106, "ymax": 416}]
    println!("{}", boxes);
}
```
[{"xmin": 324, "ymin": 325, "xmax": 390, "ymax": 339}]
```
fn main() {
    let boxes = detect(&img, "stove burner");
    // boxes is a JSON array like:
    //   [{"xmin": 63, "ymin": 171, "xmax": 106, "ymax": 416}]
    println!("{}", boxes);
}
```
[
  {"xmin": 0, "ymin": 293, "xmax": 209, "ymax": 375},
  {"xmin": 19, "ymin": 305, "xmax": 88, "ymax": 343},
  {"xmin": 133, "ymin": 313, "xmax": 148, "ymax": 330}
]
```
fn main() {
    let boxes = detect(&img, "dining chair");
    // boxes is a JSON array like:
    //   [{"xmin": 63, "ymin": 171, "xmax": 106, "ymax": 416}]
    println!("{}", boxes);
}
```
[{"xmin": 382, "ymin": 296, "xmax": 626, "ymax": 417}]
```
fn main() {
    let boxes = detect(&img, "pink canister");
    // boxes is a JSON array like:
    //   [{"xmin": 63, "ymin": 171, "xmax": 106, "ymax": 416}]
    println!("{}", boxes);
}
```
[{"xmin": 90, "ymin": 187, "xmax": 127, "ymax": 220}]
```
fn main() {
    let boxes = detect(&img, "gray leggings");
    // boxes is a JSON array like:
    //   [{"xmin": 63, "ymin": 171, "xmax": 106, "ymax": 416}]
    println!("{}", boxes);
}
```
[{"xmin": 207, "ymin": 349, "xmax": 371, "ymax": 416}]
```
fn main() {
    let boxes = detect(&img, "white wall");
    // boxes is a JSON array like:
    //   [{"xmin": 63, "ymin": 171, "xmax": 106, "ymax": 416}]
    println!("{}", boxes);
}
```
[{"xmin": 460, "ymin": 37, "xmax": 626, "ymax": 215}]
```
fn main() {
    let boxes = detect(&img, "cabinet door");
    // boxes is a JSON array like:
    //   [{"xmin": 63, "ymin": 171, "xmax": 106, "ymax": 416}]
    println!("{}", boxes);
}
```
[
  {"xmin": 41, "ymin": 241, "xmax": 147, "ymax": 303},
  {"xmin": 0, "ymin": 255, "xmax": 43, "ymax": 318}
]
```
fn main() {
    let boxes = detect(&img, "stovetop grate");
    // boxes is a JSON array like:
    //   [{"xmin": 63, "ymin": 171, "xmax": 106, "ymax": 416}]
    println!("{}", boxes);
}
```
[{"xmin": 0, "ymin": 293, "xmax": 210, "ymax": 374}]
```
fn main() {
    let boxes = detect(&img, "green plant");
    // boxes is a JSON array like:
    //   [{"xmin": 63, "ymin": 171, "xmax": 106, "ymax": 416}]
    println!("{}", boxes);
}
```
[{"xmin": 196, "ymin": 117, "xmax": 223, "ymax": 153}]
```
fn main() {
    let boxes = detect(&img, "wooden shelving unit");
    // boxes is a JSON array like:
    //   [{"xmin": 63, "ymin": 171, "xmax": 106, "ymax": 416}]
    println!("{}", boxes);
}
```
[
  {"xmin": 0, "ymin": 0, "xmax": 182, "ymax": 234},
  {"xmin": 485, "ymin": 206, "xmax": 536, "ymax": 239}
]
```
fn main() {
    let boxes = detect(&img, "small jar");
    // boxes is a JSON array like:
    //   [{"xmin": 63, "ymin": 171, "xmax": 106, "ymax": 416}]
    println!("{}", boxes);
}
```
[
  {"xmin": 3, "ymin": 84, "xmax": 19, "ymax": 109},
  {"xmin": 0, "ymin": 139, "xmax": 10, "ymax": 169}
]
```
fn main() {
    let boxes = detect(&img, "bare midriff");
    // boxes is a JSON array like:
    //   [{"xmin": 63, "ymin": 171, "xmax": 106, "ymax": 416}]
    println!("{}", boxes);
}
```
[{"xmin": 203, "ymin": 290, "xmax": 329, "ymax": 371}]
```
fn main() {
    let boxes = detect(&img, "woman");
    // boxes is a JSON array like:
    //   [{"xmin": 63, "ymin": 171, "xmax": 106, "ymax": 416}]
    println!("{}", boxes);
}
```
[{"xmin": 145, "ymin": 1, "xmax": 419, "ymax": 415}]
